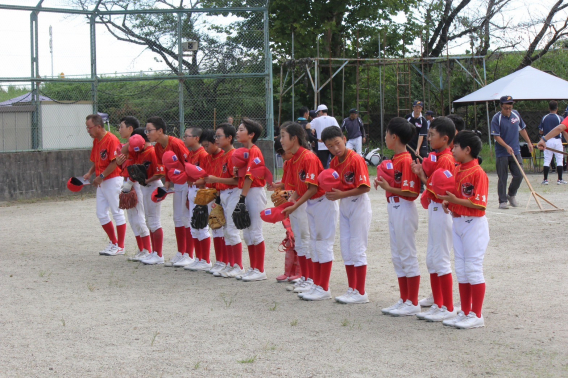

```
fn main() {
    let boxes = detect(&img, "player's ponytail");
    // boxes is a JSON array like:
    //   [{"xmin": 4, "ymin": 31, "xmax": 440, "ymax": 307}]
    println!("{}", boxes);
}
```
[{"xmin": 280, "ymin": 121, "xmax": 309, "ymax": 149}]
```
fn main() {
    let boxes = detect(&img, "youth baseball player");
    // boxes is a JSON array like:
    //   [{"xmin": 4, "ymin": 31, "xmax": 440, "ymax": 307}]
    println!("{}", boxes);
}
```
[
  {"xmin": 439, "ymin": 131, "xmax": 490, "ymax": 329},
  {"xmin": 374, "ymin": 117, "xmax": 421, "ymax": 317},
  {"xmin": 83, "ymin": 114, "xmax": 127, "ymax": 256},
  {"xmin": 322, "ymin": 126, "xmax": 372, "ymax": 304},
  {"xmin": 539, "ymin": 100, "xmax": 566, "ymax": 185}
]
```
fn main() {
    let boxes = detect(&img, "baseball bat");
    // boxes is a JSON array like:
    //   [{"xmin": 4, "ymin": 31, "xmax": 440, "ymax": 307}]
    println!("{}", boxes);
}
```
[
  {"xmin": 406, "ymin": 145, "xmax": 424, "ymax": 162},
  {"xmin": 545, "ymin": 147, "xmax": 568, "ymax": 156}
]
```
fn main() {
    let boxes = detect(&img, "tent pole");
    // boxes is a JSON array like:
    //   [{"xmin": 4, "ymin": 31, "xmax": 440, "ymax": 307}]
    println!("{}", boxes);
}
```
[{"xmin": 483, "ymin": 57, "xmax": 492, "ymax": 150}]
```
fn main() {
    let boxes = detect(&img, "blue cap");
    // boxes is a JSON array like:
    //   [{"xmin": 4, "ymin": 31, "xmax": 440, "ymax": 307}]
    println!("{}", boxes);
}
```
[
  {"xmin": 500, "ymin": 95, "xmax": 514, "ymax": 104},
  {"xmin": 413, "ymin": 100, "xmax": 423, "ymax": 107}
]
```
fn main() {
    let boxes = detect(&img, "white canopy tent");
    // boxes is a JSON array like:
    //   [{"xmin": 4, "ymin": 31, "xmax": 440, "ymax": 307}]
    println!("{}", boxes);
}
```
[{"xmin": 453, "ymin": 66, "xmax": 568, "ymax": 148}]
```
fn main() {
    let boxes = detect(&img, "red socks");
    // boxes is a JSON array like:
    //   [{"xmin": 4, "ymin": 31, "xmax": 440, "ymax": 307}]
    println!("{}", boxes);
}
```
[
  {"xmin": 307, "ymin": 258, "xmax": 314, "ymax": 280},
  {"xmin": 407, "ymin": 275, "xmax": 420, "ymax": 306},
  {"xmin": 439, "ymin": 273, "xmax": 454, "ymax": 312},
  {"xmin": 247, "ymin": 244, "xmax": 256, "ymax": 269},
  {"xmin": 319, "ymin": 261, "xmax": 333, "ymax": 291},
  {"xmin": 174, "ymin": 227, "xmax": 186, "ymax": 253},
  {"xmin": 200, "ymin": 237, "xmax": 211, "ymax": 263},
  {"xmin": 101, "ymin": 221, "xmax": 117, "ymax": 244},
  {"xmin": 214, "ymin": 238, "xmax": 225, "ymax": 264},
  {"xmin": 298, "ymin": 255, "xmax": 308, "ymax": 278},
  {"xmin": 141, "ymin": 235, "xmax": 152, "ymax": 252},
  {"xmin": 233, "ymin": 243, "xmax": 243, "ymax": 269},
  {"xmin": 256, "ymin": 241, "xmax": 266, "ymax": 272},
  {"xmin": 151, "ymin": 228, "xmax": 163, "ymax": 257},
  {"xmin": 135, "ymin": 235, "xmax": 143, "ymax": 252},
  {"xmin": 397, "ymin": 276, "xmax": 408, "ymax": 302},
  {"xmin": 185, "ymin": 227, "xmax": 194, "ymax": 258},
  {"xmin": 345, "ymin": 265, "xmax": 356, "ymax": 290},
  {"xmin": 354, "ymin": 265, "xmax": 367, "ymax": 295},
  {"xmin": 430, "ymin": 273, "xmax": 443, "ymax": 307},
  {"xmin": 458, "ymin": 283, "xmax": 472, "ymax": 315},
  {"xmin": 193, "ymin": 238, "xmax": 201, "ymax": 261},
  {"xmin": 116, "ymin": 223, "xmax": 126, "ymax": 249},
  {"xmin": 312, "ymin": 262, "xmax": 321, "ymax": 287},
  {"xmin": 471, "ymin": 283, "xmax": 486, "ymax": 317}
]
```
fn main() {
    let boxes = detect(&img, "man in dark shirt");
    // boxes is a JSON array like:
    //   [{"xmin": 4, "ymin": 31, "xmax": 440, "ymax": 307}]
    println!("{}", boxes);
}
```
[
  {"xmin": 490, "ymin": 95, "xmax": 534, "ymax": 209},
  {"xmin": 296, "ymin": 106, "xmax": 318, "ymax": 151},
  {"xmin": 405, "ymin": 100, "xmax": 429, "ymax": 159},
  {"xmin": 341, "ymin": 108, "xmax": 366, "ymax": 154},
  {"xmin": 539, "ymin": 100, "xmax": 566, "ymax": 185}
]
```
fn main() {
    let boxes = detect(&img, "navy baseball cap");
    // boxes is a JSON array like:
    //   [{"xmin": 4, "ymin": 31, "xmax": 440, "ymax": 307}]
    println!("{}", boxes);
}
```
[
  {"xmin": 413, "ymin": 100, "xmax": 424, "ymax": 107},
  {"xmin": 309, "ymin": 110, "xmax": 317, "ymax": 118},
  {"xmin": 349, "ymin": 108, "xmax": 358, "ymax": 114},
  {"xmin": 425, "ymin": 110, "xmax": 435, "ymax": 116},
  {"xmin": 500, "ymin": 95, "xmax": 514, "ymax": 104}
]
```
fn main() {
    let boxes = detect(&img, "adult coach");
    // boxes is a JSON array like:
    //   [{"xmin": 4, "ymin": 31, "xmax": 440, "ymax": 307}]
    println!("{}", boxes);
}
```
[
  {"xmin": 537, "ymin": 109, "xmax": 568, "ymax": 164},
  {"xmin": 310, "ymin": 104, "xmax": 340, "ymax": 168},
  {"xmin": 83, "ymin": 114, "xmax": 127, "ymax": 256},
  {"xmin": 341, "ymin": 108, "xmax": 366, "ymax": 154},
  {"xmin": 539, "ymin": 101, "xmax": 566, "ymax": 185},
  {"xmin": 405, "ymin": 100, "xmax": 429, "ymax": 159},
  {"xmin": 490, "ymin": 96, "xmax": 533, "ymax": 209}
]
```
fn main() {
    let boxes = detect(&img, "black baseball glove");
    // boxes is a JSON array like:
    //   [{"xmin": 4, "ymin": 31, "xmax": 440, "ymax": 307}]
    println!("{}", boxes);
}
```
[
  {"xmin": 232, "ymin": 195, "xmax": 251, "ymax": 230},
  {"xmin": 127, "ymin": 164, "xmax": 148, "ymax": 187},
  {"xmin": 191, "ymin": 205, "xmax": 209, "ymax": 229}
]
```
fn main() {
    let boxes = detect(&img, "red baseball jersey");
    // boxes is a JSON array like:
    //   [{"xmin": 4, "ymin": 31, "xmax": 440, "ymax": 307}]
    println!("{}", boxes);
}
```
[
  {"xmin": 188, "ymin": 146, "xmax": 208, "ymax": 168},
  {"xmin": 285, "ymin": 147, "xmax": 324, "ymax": 199},
  {"xmin": 282, "ymin": 159, "xmax": 295, "ymax": 191},
  {"xmin": 154, "ymin": 136, "xmax": 189, "ymax": 165},
  {"xmin": 448, "ymin": 159, "xmax": 488, "ymax": 217},
  {"xmin": 217, "ymin": 148, "xmax": 238, "ymax": 191},
  {"xmin": 134, "ymin": 146, "xmax": 165, "ymax": 180},
  {"xmin": 119, "ymin": 142, "xmax": 134, "ymax": 178},
  {"xmin": 90, "ymin": 132, "xmax": 122, "ymax": 180},
  {"xmin": 203, "ymin": 149, "xmax": 225, "ymax": 189},
  {"xmin": 562, "ymin": 117, "xmax": 568, "ymax": 127},
  {"xmin": 330, "ymin": 149, "xmax": 371, "ymax": 191},
  {"xmin": 390, "ymin": 151, "xmax": 419, "ymax": 201},
  {"xmin": 239, "ymin": 144, "xmax": 266, "ymax": 189},
  {"xmin": 425, "ymin": 148, "xmax": 456, "ymax": 204}
]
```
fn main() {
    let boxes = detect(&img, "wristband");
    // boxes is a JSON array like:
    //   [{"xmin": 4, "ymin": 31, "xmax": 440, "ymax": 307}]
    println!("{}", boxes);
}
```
[
  {"xmin": 99, "ymin": 173, "xmax": 105, "ymax": 179},
  {"xmin": 541, "ymin": 136, "xmax": 548, "ymax": 142}
]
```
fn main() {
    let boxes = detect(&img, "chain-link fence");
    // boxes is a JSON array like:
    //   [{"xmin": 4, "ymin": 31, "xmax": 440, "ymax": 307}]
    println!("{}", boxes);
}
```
[{"xmin": 0, "ymin": 1, "xmax": 272, "ymax": 152}]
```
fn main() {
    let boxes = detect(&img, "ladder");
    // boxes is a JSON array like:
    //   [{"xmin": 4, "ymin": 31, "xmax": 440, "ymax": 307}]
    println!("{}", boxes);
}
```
[{"xmin": 396, "ymin": 61, "xmax": 411, "ymax": 117}]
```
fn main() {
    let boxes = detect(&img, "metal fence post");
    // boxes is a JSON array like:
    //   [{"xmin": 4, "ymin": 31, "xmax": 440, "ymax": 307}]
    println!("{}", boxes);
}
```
[
  {"xmin": 30, "ymin": 6, "xmax": 40, "ymax": 149},
  {"xmin": 90, "ymin": 12, "xmax": 97, "ymax": 114},
  {"xmin": 177, "ymin": 12, "xmax": 185, "ymax": 136}
]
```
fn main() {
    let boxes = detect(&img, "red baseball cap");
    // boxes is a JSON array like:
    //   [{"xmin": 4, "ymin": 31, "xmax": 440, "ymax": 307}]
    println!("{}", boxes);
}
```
[
  {"xmin": 245, "ymin": 165, "xmax": 273, "ymax": 184},
  {"xmin": 318, "ymin": 169, "xmax": 342, "ymax": 192},
  {"xmin": 420, "ymin": 191, "xmax": 430, "ymax": 209},
  {"xmin": 151, "ymin": 187, "xmax": 169, "ymax": 203},
  {"xmin": 128, "ymin": 134, "xmax": 145, "ymax": 155},
  {"xmin": 429, "ymin": 168, "xmax": 456, "ymax": 197},
  {"xmin": 162, "ymin": 151, "xmax": 184, "ymax": 170},
  {"xmin": 67, "ymin": 177, "xmax": 84, "ymax": 192},
  {"xmin": 232, "ymin": 148, "xmax": 250, "ymax": 170},
  {"xmin": 168, "ymin": 168, "xmax": 188, "ymax": 185},
  {"xmin": 260, "ymin": 202, "xmax": 294, "ymax": 223},
  {"xmin": 184, "ymin": 163, "xmax": 208, "ymax": 181},
  {"xmin": 422, "ymin": 152, "xmax": 438, "ymax": 177},
  {"xmin": 376, "ymin": 160, "xmax": 395, "ymax": 187}
]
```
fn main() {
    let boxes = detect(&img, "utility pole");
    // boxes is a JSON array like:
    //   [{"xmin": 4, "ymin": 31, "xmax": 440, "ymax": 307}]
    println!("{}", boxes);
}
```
[{"xmin": 49, "ymin": 25, "xmax": 53, "ymax": 78}]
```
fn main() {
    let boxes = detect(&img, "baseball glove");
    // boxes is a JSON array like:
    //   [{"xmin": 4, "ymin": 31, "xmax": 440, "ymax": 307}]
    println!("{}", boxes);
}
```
[
  {"xmin": 194, "ymin": 188, "xmax": 218, "ymax": 206},
  {"xmin": 191, "ymin": 205, "xmax": 209, "ymax": 229},
  {"xmin": 127, "ymin": 164, "xmax": 148, "ymax": 187},
  {"xmin": 271, "ymin": 189, "xmax": 293, "ymax": 207},
  {"xmin": 232, "ymin": 195, "xmax": 251, "ymax": 230},
  {"xmin": 118, "ymin": 180, "xmax": 138, "ymax": 209},
  {"xmin": 209, "ymin": 203, "xmax": 226, "ymax": 229}
]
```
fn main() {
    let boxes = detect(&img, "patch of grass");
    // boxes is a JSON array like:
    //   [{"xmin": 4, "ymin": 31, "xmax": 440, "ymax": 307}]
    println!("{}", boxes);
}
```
[
  {"xmin": 290, "ymin": 319, "xmax": 298, "ymax": 326},
  {"xmin": 194, "ymin": 362, "xmax": 201, "ymax": 370},
  {"xmin": 220, "ymin": 293, "xmax": 235, "ymax": 308},
  {"xmin": 150, "ymin": 331, "xmax": 159, "ymax": 346},
  {"xmin": 269, "ymin": 301, "xmax": 278, "ymax": 311},
  {"xmin": 60, "ymin": 317, "xmax": 65, "ymax": 327},
  {"xmin": 341, "ymin": 319, "xmax": 349, "ymax": 327},
  {"xmin": 39, "ymin": 270, "xmax": 47, "ymax": 277},
  {"xmin": 238, "ymin": 355, "xmax": 257, "ymax": 364},
  {"xmin": 87, "ymin": 283, "xmax": 95, "ymax": 292}
]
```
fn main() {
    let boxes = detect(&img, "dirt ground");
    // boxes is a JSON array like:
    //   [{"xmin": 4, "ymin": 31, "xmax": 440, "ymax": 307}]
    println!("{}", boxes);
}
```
[{"xmin": 1, "ymin": 172, "xmax": 567, "ymax": 377}]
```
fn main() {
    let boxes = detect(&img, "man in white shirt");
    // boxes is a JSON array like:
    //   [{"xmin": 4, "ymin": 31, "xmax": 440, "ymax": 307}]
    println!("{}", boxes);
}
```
[{"xmin": 310, "ymin": 104, "xmax": 340, "ymax": 168}]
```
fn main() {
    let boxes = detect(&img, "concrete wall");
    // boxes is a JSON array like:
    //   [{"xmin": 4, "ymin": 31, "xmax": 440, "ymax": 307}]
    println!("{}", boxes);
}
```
[{"xmin": 0, "ymin": 140, "xmax": 275, "ymax": 202}]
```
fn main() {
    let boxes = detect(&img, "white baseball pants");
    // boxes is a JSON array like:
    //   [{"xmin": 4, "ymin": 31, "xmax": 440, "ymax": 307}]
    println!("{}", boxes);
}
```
[
  {"xmin": 426, "ymin": 201, "xmax": 453, "ymax": 275},
  {"xmin": 243, "ymin": 187, "xmax": 267, "ymax": 246},
  {"xmin": 346, "ymin": 136, "xmax": 363, "ymax": 154},
  {"xmin": 307, "ymin": 196, "xmax": 339, "ymax": 263},
  {"xmin": 173, "ymin": 183, "xmax": 190, "ymax": 228},
  {"xmin": 543, "ymin": 138, "xmax": 564, "ymax": 167},
  {"xmin": 452, "ymin": 215, "xmax": 489, "ymax": 285},
  {"xmin": 339, "ymin": 193, "xmax": 371, "ymax": 266},
  {"xmin": 289, "ymin": 201, "xmax": 310, "ymax": 258},
  {"xmin": 126, "ymin": 181, "xmax": 149, "ymax": 237},
  {"xmin": 387, "ymin": 197, "xmax": 419, "ymax": 277},
  {"xmin": 96, "ymin": 176, "xmax": 126, "ymax": 226},
  {"xmin": 220, "ymin": 188, "xmax": 242, "ymax": 246},
  {"xmin": 188, "ymin": 185, "xmax": 210, "ymax": 241},
  {"xmin": 140, "ymin": 181, "xmax": 163, "ymax": 233}
]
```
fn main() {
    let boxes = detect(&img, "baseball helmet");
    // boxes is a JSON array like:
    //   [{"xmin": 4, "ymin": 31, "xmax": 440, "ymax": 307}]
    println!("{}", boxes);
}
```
[
  {"xmin": 364, "ymin": 147, "xmax": 382, "ymax": 167},
  {"xmin": 422, "ymin": 152, "xmax": 438, "ymax": 177},
  {"xmin": 318, "ymin": 168, "xmax": 342, "ymax": 192},
  {"xmin": 260, "ymin": 202, "xmax": 294, "ymax": 223},
  {"xmin": 184, "ymin": 163, "xmax": 208, "ymax": 182},
  {"xmin": 429, "ymin": 168, "xmax": 456, "ymax": 197},
  {"xmin": 162, "ymin": 151, "xmax": 184, "ymax": 170},
  {"xmin": 67, "ymin": 177, "xmax": 84, "ymax": 192},
  {"xmin": 376, "ymin": 160, "xmax": 395, "ymax": 187}
]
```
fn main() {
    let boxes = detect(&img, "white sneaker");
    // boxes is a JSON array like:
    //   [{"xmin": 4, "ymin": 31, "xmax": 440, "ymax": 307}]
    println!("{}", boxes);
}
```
[
  {"xmin": 106, "ymin": 245, "xmax": 125, "ymax": 256},
  {"xmin": 184, "ymin": 258, "xmax": 201, "ymax": 270},
  {"xmin": 214, "ymin": 264, "xmax": 231, "ymax": 277},
  {"xmin": 390, "ymin": 300, "xmax": 421, "ymax": 317},
  {"xmin": 287, "ymin": 277, "xmax": 305, "ymax": 291},
  {"xmin": 424, "ymin": 306, "xmax": 457, "ymax": 322},
  {"xmin": 166, "ymin": 252, "xmax": 184, "ymax": 267},
  {"xmin": 443, "ymin": 310, "xmax": 467, "ymax": 327},
  {"xmin": 226, "ymin": 264, "xmax": 245, "ymax": 278},
  {"xmin": 173, "ymin": 254, "xmax": 194, "ymax": 268},
  {"xmin": 142, "ymin": 252, "xmax": 165, "ymax": 265},
  {"xmin": 128, "ymin": 249, "xmax": 150, "ymax": 261},
  {"xmin": 99, "ymin": 242, "xmax": 116, "ymax": 255},
  {"xmin": 381, "ymin": 299, "xmax": 404, "ymax": 315},
  {"xmin": 301, "ymin": 286, "xmax": 332, "ymax": 301},
  {"xmin": 558, "ymin": 180, "xmax": 567, "ymax": 185},
  {"xmin": 209, "ymin": 262, "xmax": 226, "ymax": 274},
  {"xmin": 298, "ymin": 284, "xmax": 317, "ymax": 298},
  {"xmin": 242, "ymin": 268, "xmax": 267, "ymax": 282},
  {"xmin": 416, "ymin": 304, "xmax": 440, "ymax": 320},
  {"xmin": 293, "ymin": 278, "xmax": 314, "ymax": 293},
  {"xmin": 419, "ymin": 294, "xmax": 434, "ymax": 307},
  {"xmin": 236, "ymin": 267, "xmax": 254, "ymax": 280},
  {"xmin": 188, "ymin": 259, "xmax": 212, "ymax": 272},
  {"xmin": 341, "ymin": 289, "xmax": 369, "ymax": 304},
  {"xmin": 335, "ymin": 288, "xmax": 354, "ymax": 303},
  {"xmin": 455, "ymin": 312, "xmax": 485, "ymax": 329},
  {"xmin": 542, "ymin": 179, "xmax": 549, "ymax": 185}
]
